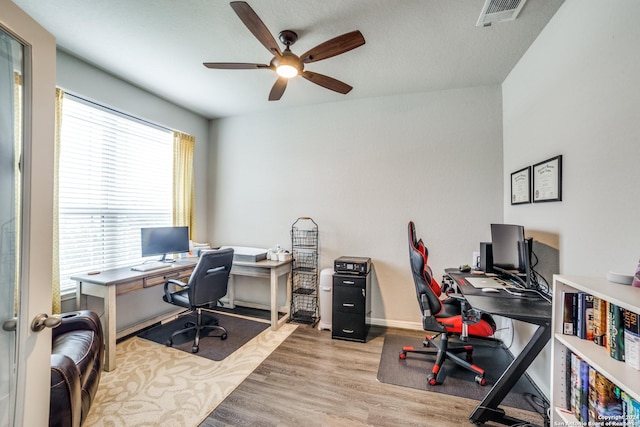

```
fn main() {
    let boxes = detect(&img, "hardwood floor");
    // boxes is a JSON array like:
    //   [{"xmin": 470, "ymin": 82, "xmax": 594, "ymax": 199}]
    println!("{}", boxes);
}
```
[{"xmin": 200, "ymin": 323, "xmax": 544, "ymax": 427}]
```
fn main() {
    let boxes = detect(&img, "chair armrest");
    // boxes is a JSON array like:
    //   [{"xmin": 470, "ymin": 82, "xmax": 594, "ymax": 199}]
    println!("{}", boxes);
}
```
[
  {"xmin": 52, "ymin": 310, "xmax": 102, "ymax": 340},
  {"xmin": 163, "ymin": 279, "xmax": 188, "ymax": 303},
  {"xmin": 50, "ymin": 353, "xmax": 82, "ymax": 427}
]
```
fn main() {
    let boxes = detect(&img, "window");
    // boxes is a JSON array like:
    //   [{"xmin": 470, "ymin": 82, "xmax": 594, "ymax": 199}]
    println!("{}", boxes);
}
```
[{"xmin": 58, "ymin": 94, "xmax": 173, "ymax": 294}]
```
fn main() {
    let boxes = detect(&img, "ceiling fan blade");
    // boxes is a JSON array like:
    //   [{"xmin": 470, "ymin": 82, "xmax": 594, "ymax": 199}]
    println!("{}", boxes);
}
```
[
  {"xmin": 300, "ymin": 30, "xmax": 365, "ymax": 64},
  {"xmin": 301, "ymin": 71, "xmax": 353, "ymax": 94},
  {"xmin": 230, "ymin": 1, "xmax": 282, "ymax": 57},
  {"xmin": 269, "ymin": 77, "xmax": 287, "ymax": 101},
  {"xmin": 203, "ymin": 62, "xmax": 270, "ymax": 70}
]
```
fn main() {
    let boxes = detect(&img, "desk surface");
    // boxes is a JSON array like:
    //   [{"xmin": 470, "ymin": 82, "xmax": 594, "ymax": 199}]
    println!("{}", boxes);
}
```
[
  {"xmin": 446, "ymin": 269, "xmax": 552, "ymax": 324},
  {"xmin": 71, "ymin": 257, "xmax": 292, "ymax": 285}
]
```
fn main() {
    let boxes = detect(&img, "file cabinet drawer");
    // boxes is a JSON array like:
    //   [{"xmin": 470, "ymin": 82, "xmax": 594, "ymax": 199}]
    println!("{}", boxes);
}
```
[
  {"xmin": 333, "ymin": 285, "xmax": 365, "ymax": 314},
  {"xmin": 332, "ymin": 311, "xmax": 367, "ymax": 342}
]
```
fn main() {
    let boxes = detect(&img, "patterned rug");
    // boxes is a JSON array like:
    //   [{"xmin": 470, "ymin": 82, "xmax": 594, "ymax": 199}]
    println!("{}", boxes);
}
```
[{"xmin": 84, "ymin": 323, "xmax": 297, "ymax": 426}]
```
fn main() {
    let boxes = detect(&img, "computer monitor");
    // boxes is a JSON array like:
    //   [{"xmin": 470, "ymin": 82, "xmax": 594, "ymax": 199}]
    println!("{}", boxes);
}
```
[
  {"xmin": 141, "ymin": 226, "xmax": 189, "ymax": 262},
  {"xmin": 490, "ymin": 223, "xmax": 533, "ymax": 288}
]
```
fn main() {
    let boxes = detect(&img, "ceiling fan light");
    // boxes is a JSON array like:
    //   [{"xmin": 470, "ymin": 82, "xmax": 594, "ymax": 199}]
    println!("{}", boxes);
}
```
[{"xmin": 276, "ymin": 64, "xmax": 299, "ymax": 78}]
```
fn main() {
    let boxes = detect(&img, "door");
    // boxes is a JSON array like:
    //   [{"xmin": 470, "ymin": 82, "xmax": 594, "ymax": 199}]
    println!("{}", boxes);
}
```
[{"xmin": 0, "ymin": 2, "xmax": 57, "ymax": 426}]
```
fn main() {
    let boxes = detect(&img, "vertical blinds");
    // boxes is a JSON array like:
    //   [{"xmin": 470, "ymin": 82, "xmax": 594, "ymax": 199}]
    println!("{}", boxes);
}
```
[{"xmin": 58, "ymin": 94, "xmax": 173, "ymax": 293}]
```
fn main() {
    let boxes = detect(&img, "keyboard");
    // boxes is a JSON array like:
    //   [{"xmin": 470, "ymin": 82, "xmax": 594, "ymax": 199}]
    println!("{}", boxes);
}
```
[{"xmin": 131, "ymin": 262, "xmax": 169, "ymax": 272}]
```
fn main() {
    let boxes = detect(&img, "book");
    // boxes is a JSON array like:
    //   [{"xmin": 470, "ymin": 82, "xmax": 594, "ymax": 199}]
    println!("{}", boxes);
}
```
[
  {"xmin": 608, "ymin": 303, "xmax": 625, "ymax": 361},
  {"xmin": 577, "ymin": 292, "xmax": 594, "ymax": 340},
  {"xmin": 624, "ymin": 310, "xmax": 640, "ymax": 370},
  {"xmin": 622, "ymin": 390, "xmax": 640, "ymax": 427},
  {"xmin": 563, "ymin": 291, "xmax": 577, "ymax": 335},
  {"xmin": 570, "ymin": 352, "xmax": 580, "ymax": 417},
  {"xmin": 588, "ymin": 365, "xmax": 598, "ymax": 423},
  {"xmin": 594, "ymin": 371, "xmax": 624, "ymax": 426},
  {"xmin": 593, "ymin": 296, "xmax": 608, "ymax": 346},
  {"xmin": 579, "ymin": 358, "xmax": 589, "ymax": 422}
]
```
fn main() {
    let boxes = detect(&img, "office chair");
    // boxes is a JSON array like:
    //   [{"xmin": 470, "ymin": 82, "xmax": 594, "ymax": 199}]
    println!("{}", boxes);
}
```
[
  {"xmin": 162, "ymin": 247, "xmax": 234, "ymax": 353},
  {"xmin": 400, "ymin": 221, "xmax": 496, "ymax": 386}
]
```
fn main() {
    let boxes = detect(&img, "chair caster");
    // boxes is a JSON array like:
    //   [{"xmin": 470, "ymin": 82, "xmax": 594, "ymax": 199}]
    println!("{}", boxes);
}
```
[
  {"xmin": 221, "ymin": 333, "xmax": 228, "ymax": 340},
  {"xmin": 399, "ymin": 351, "xmax": 407, "ymax": 360},
  {"xmin": 427, "ymin": 374, "xmax": 438, "ymax": 386},
  {"xmin": 165, "ymin": 339, "xmax": 172, "ymax": 347},
  {"xmin": 192, "ymin": 345, "xmax": 199, "ymax": 353},
  {"xmin": 475, "ymin": 375, "xmax": 486, "ymax": 386}
]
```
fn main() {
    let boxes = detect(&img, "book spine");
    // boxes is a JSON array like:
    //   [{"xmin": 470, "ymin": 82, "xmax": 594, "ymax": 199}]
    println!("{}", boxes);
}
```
[
  {"xmin": 580, "ymin": 358, "xmax": 589, "ymax": 422},
  {"xmin": 593, "ymin": 296, "xmax": 607, "ymax": 346},
  {"xmin": 577, "ymin": 292, "xmax": 586, "ymax": 339},
  {"xmin": 609, "ymin": 303, "xmax": 626, "ymax": 361},
  {"xmin": 624, "ymin": 310, "xmax": 640, "ymax": 370},
  {"xmin": 563, "ymin": 291, "xmax": 577, "ymax": 335}
]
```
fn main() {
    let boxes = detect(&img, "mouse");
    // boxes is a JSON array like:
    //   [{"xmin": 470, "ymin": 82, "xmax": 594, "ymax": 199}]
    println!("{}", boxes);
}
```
[{"xmin": 481, "ymin": 287, "xmax": 500, "ymax": 293}]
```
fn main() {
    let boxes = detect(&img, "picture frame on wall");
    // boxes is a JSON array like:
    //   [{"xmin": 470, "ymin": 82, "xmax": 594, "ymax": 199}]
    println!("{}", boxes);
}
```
[
  {"xmin": 511, "ymin": 166, "xmax": 531, "ymax": 205},
  {"xmin": 533, "ymin": 155, "xmax": 563, "ymax": 202}
]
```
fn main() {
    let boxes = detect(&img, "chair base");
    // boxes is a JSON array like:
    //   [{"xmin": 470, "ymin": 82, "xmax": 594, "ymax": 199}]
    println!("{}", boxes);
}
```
[
  {"xmin": 399, "ymin": 333, "xmax": 486, "ymax": 386},
  {"xmin": 165, "ymin": 308, "xmax": 228, "ymax": 353}
]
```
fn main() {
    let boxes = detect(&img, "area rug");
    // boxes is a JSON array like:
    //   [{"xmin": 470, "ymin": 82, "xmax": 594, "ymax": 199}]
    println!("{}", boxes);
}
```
[
  {"xmin": 377, "ymin": 333, "xmax": 543, "ymax": 413},
  {"xmin": 137, "ymin": 312, "xmax": 269, "ymax": 361},
  {"xmin": 83, "ymin": 322, "xmax": 297, "ymax": 427}
]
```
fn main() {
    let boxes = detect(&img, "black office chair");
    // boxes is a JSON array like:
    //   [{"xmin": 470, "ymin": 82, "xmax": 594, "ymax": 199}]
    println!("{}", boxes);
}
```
[
  {"xmin": 162, "ymin": 247, "xmax": 234, "ymax": 353},
  {"xmin": 400, "ymin": 221, "xmax": 496, "ymax": 386}
]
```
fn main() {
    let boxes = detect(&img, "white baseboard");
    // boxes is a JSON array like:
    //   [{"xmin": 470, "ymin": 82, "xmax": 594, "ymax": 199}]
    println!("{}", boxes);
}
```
[{"xmin": 368, "ymin": 317, "xmax": 423, "ymax": 331}]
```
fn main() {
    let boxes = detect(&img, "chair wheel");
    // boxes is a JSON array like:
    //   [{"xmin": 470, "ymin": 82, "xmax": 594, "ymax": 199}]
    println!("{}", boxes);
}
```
[
  {"xmin": 475, "ymin": 375, "xmax": 486, "ymax": 386},
  {"xmin": 221, "ymin": 333, "xmax": 228, "ymax": 340},
  {"xmin": 427, "ymin": 374, "xmax": 437, "ymax": 386},
  {"xmin": 399, "ymin": 351, "xmax": 407, "ymax": 360},
  {"xmin": 192, "ymin": 345, "xmax": 199, "ymax": 353},
  {"xmin": 165, "ymin": 339, "xmax": 172, "ymax": 347}
]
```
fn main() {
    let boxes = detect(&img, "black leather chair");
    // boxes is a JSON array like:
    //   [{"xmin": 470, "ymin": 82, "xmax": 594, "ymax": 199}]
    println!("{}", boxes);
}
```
[
  {"xmin": 162, "ymin": 248, "xmax": 234, "ymax": 353},
  {"xmin": 50, "ymin": 310, "xmax": 104, "ymax": 427},
  {"xmin": 400, "ymin": 221, "xmax": 496, "ymax": 386}
]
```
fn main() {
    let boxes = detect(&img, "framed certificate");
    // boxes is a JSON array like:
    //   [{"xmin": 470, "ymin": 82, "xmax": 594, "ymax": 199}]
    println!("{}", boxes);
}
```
[
  {"xmin": 511, "ymin": 166, "xmax": 531, "ymax": 205},
  {"xmin": 533, "ymin": 155, "xmax": 562, "ymax": 202}
]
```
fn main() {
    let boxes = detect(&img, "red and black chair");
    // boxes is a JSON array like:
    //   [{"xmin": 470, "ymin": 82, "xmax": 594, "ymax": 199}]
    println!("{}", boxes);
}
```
[{"xmin": 400, "ymin": 221, "xmax": 496, "ymax": 386}]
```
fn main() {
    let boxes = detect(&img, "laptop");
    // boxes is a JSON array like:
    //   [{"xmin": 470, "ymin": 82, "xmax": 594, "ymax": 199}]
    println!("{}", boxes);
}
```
[{"xmin": 465, "ymin": 277, "xmax": 507, "ymax": 289}]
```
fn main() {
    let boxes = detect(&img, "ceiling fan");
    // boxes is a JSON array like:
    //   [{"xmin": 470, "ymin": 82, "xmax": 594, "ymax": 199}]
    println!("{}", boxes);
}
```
[{"xmin": 203, "ymin": 1, "xmax": 366, "ymax": 101}]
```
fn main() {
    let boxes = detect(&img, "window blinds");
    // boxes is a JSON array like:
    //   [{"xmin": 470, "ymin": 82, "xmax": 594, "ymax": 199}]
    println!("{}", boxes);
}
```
[{"xmin": 58, "ymin": 94, "xmax": 173, "ymax": 293}]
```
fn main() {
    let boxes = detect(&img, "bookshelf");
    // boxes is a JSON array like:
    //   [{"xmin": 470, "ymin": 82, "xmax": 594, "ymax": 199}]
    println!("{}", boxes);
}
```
[{"xmin": 551, "ymin": 275, "xmax": 640, "ymax": 425}]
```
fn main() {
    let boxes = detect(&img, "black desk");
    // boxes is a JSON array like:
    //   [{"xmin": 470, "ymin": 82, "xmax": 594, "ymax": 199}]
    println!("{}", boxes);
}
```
[{"xmin": 446, "ymin": 269, "xmax": 552, "ymax": 426}]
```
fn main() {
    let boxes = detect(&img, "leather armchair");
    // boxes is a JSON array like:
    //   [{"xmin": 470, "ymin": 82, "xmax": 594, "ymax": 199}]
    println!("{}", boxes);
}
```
[{"xmin": 50, "ymin": 310, "xmax": 104, "ymax": 427}]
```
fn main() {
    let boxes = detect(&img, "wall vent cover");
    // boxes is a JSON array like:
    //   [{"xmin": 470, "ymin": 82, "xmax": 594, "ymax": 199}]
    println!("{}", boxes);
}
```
[{"xmin": 476, "ymin": 0, "xmax": 528, "ymax": 27}]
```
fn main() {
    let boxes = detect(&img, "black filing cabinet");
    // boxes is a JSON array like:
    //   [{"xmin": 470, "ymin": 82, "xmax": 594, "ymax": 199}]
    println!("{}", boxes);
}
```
[{"xmin": 332, "ymin": 272, "xmax": 371, "ymax": 342}]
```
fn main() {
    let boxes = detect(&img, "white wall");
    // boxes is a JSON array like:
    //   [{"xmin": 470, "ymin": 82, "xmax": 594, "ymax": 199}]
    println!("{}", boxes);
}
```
[
  {"xmin": 502, "ymin": 0, "xmax": 640, "ymax": 399},
  {"xmin": 208, "ymin": 85, "xmax": 504, "ymax": 327}
]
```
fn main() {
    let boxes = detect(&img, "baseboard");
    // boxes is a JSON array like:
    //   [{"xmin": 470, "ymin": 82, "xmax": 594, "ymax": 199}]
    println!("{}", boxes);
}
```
[{"xmin": 368, "ymin": 317, "xmax": 423, "ymax": 331}]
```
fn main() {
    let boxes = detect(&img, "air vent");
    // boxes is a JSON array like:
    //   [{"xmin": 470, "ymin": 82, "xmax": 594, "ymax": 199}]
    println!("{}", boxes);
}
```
[{"xmin": 476, "ymin": 0, "xmax": 528, "ymax": 27}]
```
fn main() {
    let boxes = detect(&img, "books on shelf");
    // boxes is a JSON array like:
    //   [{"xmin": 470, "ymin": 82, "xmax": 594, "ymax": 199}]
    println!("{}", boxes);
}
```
[
  {"xmin": 567, "ymin": 350, "xmax": 631, "ymax": 426},
  {"xmin": 577, "ymin": 292, "xmax": 594, "ymax": 340}
]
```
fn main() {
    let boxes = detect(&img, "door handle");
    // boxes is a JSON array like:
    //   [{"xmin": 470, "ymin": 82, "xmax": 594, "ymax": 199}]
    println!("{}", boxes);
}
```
[
  {"xmin": 2, "ymin": 317, "xmax": 17, "ymax": 332},
  {"xmin": 30, "ymin": 313, "xmax": 62, "ymax": 332}
]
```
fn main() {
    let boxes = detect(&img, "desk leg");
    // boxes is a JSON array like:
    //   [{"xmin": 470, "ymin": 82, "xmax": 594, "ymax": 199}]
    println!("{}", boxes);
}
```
[
  {"xmin": 227, "ymin": 274, "xmax": 236, "ymax": 309},
  {"xmin": 270, "ymin": 268, "xmax": 278, "ymax": 331},
  {"xmin": 103, "ymin": 285, "xmax": 116, "ymax": 372},
  {"xmin": 470, "ymin": 321, "xmax": 551, "ymax": 426}
]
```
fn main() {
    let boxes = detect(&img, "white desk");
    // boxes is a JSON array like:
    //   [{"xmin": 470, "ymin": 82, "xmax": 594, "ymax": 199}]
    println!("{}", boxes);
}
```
[{"xmin": 73, "ymin": 258, "xmax": 292, "ymax": 371}]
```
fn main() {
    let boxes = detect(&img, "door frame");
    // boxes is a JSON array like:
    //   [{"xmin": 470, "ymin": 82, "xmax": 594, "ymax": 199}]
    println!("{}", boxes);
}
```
[{"xmin": 0, "ymin": 1, "xmax": 56, "ymax": 426}]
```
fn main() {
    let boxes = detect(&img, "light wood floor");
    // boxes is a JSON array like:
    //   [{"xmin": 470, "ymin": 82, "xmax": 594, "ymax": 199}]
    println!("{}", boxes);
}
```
[{"xmin": 200, "ymin": 323, "xmax": 545, "ymax": 427}]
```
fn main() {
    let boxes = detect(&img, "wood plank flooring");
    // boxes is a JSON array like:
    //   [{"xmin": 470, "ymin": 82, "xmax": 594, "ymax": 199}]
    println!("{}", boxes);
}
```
[{"xmin": 200, "ymin": 324, "xmax": 545, "ymax": 427}]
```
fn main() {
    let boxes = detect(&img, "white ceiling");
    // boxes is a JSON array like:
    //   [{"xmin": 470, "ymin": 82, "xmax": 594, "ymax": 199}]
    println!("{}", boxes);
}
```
[{"xmin": 13, "ymin": 0, "xmax": 564, "ymax": 119}]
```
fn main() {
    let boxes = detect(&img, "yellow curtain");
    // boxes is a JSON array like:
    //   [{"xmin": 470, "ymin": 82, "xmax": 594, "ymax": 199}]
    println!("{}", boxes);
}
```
[
  {"xmin": 172, "ymin": 131, "xmax": 195, "ymax": 239},
  {"xmin": 51, "ymin": 88, "xmax": 64, "ymax": 314}
]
